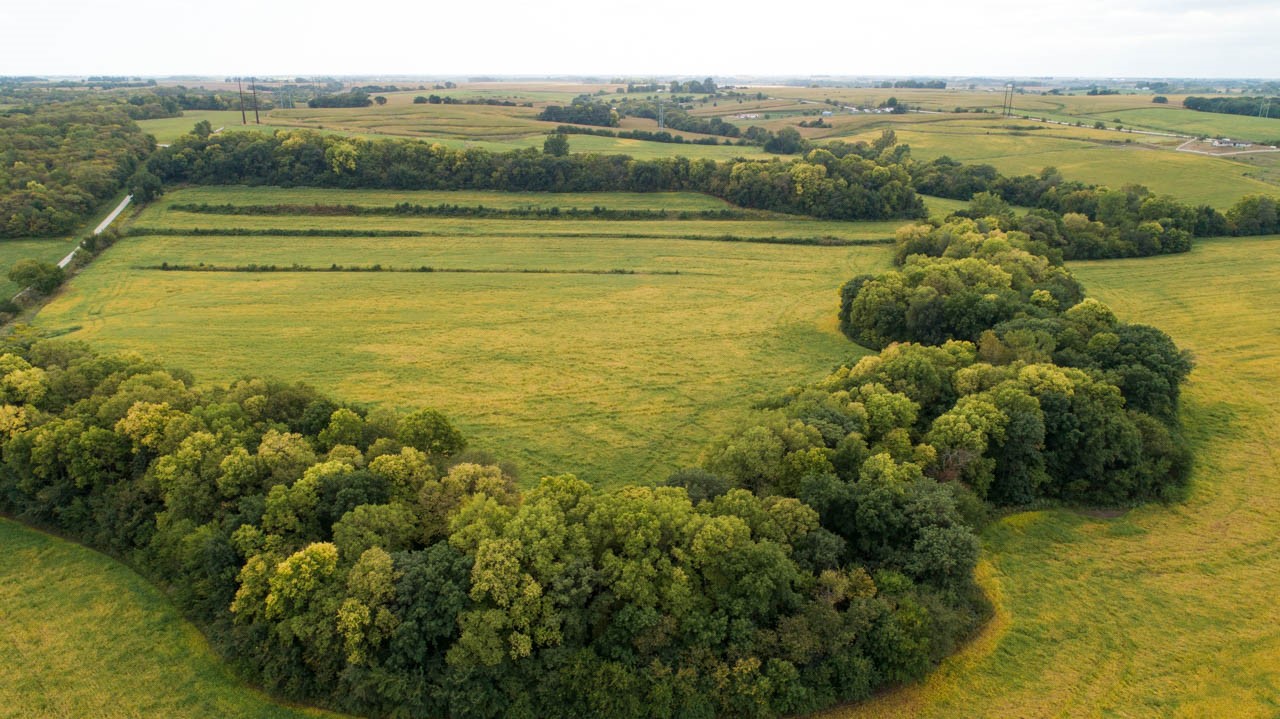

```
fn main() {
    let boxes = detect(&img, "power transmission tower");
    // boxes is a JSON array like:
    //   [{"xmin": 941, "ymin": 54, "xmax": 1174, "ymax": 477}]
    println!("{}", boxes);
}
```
[
  {"xmin": 1260, "ymin": 98, "xmax": 1271, "ymax": 119},
  {"xmin": 250, "ymin": 77, "xmax": 260, "ymax": 124},
  {"xmin": 1003, "ymin": 83, "xmax": 1014, "ymax": 117},
  {"xmin": 237, "ymin": 77, "xmax": 247, "ymax": 125},
  {"xmin": 658, "ymin": 96, "xmax": 664, "ymax": 129}
]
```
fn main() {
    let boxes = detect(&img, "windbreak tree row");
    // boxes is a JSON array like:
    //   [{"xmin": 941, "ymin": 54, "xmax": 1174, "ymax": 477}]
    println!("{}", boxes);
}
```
[{"xmin": 143, "ymin": 129, "xmax": 926, "ymax": 221}]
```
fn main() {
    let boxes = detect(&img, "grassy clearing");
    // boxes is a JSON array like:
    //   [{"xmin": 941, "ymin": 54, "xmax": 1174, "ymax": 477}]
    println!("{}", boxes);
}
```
[
  {"xmin": 137, "ymin": 188, "xmax": 906, "ymax": 243},
  {"xmin": 134, "ymin": 213, "xmax": 904, "ymax": 242},
  {"xmin": 34, "ymin": 189, "xmax": 894, "ymax": 487},
  {"xmin": 825, "ymin": 234, "xmax": 1280, "ymax": 718},
  {"xmin": 0, "ymin": 237, "xmax": 78, "ymax": 296},
  {"xmin": 135, "ymin": 111, "xmax": 263, "ymax": 143},
  {"xmin": 0, "ymin": 518, "xmax": 340, "ymax": 719}
]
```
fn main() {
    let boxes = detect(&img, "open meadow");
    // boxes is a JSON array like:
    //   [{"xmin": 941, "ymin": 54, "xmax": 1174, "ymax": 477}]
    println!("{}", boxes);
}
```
[
  {"xmin": 824, "ymin": 234, "xmax": 1280, "ymax": 717},
  {"xmin": 0, "ymin": 519, "xmax": 341, "ymax": 719},
  {"xmin": 33, "ymin": 187, "xmax": 898, "ymax": 487}
]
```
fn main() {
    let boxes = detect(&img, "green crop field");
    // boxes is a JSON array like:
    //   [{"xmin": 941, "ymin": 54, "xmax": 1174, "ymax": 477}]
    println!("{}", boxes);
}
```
[
  {"xmin": 32, "ymin": 187, "xmax": 897, "ymax": 487},
  {"xmin": 824, "ymin": 234, "xmax": 1280, "ymax": 718},
  {"xmin": 0, "ymin": 519, "xmax": 341, "ymax": 719},
  {"xmin": 1081, "ymin": 107, "xmax": 1280, "ymax": 144}
]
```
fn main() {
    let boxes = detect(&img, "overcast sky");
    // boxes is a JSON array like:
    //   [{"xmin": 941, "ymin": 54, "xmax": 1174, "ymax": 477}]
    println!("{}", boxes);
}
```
[{"xmin": 3, "ymin": 0, "xmax": 1277, "ymax": 78}]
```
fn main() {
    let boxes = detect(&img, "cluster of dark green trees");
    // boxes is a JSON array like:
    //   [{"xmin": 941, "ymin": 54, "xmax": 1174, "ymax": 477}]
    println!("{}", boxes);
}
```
[
  {"xmin": 911, "ymin": 157, "xmax": 1280, "ymax": 255},
  {"xmin": 836, "ymin": 218, "xmax": 1192, "ymax": 504},
  {"xmin": 309, "ymin": 90, "xmax": 375, "ymax": 109},
  {"xmin": 552, "ymin": 125, "xmax": 725, "ymax": 146},
  {"xmin": 119, "ymin": 88, "xmax": 276, "ymax": 120},
  {"xmin": 0, "ymin": 337, "xmax": 985, "ymax": 718},
  {"xmin": 537, "ymin": 98, "xmax": 619, "ymax": 127},
  {"xmin": 0, "ymin": 101, "xmax": 153, "ymax": 237},
  {"xmin": 614, "ymin": 99, "xmax": 743, "ymax": 138},
  {"xmin": 1183, "ymin": 95, "xmax": 1279, "ymax": 122},
  {"xmin": 143, "ymin": 130, "xmax": 926, "ymax": 220}
]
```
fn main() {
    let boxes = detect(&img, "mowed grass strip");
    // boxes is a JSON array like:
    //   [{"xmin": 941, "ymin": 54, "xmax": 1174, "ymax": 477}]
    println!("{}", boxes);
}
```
[
  {"xmin": 824, "ymin": 235, "xmax": 1280, "ymax": 718},
  {"xmin": 133, "ymin": 214, "xmax": 904, "ymax": 242},
  {"xmin": 35, "ymin": 223, "xmax": 891, "ymax": 488},
  {"xmin": 155, "ymin": 187, "xmax": 736, "ymax": 211},
  {"xmin": 0, "ymin": 518, "xmax": 342, "ymax": 719}
]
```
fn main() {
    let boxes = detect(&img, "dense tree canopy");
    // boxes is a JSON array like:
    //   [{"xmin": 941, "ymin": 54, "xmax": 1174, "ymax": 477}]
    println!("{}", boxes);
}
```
[
  {"xmin": 0, "ymin": 100, "xmax": 153, "ymax": 237},
  {"xmin": 0, "ymin": 336, "xmax": 986, "ymax": 719}
]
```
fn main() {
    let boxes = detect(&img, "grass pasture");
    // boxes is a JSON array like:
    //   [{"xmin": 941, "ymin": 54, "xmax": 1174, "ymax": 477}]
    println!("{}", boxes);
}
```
[
  {"xmin": 33, "ymin": 187, "xmax": 895, "ymax": 487},
  {"xmin": 826, "ymin": 234, "xmax": 1280, "ymax": 718},
  {"xmin": 0, "ymin": 237, "xmax": 79, "ymax": 297},
  {"xmin": 0, "ymin": 518, "xmax": 338, "ymax": 719}
]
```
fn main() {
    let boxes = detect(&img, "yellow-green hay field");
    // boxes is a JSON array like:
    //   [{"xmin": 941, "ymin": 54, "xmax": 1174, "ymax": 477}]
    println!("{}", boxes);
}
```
[
  {"xmin": 33, "ymin": 188, "xmax": 896, "ymax": 488},
  {"xmin": 0, "ymin": 518, "xmax": 342, "ymax": 719},
  {"xmin": 823, "ymin": 234, "xmax": 1280, "ymax": 718}
]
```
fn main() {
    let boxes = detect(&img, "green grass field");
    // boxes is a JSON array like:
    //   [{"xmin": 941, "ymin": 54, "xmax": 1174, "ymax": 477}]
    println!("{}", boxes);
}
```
[
  {"xmin": 149, "ymin": 186, "xmax": 738, "ymax": 211},
  {"xmin": 33, "ymin": 187, "xmax": 894, "ymax": 487},
  {"xmin": 0, "ymin": 237, "xmax": 78, "ymax": 296},
  {"xmin": 0, "ymin": 192, "xmax": 133, "ymax": 297},
  {"xmin": 0, "ymin": 518, "xmax": 341, "ymax": 719},
  {"xmin": 824, "ymin": 234, "xmax": 1280, "ymax": 718}
]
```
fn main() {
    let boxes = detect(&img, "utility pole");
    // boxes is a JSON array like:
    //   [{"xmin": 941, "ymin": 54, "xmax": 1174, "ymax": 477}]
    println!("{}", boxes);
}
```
[
  {"xmin": 1003, "ymin": 83, "xmax": 1014, "ymax": 117},
  {"xmin": 237, "ymin": 77, "xmax": 247, "ymax": 125},
  {"xmin": 250, "ymin": 77, "xmax": 261, "ymax": 124},
  {"xmin": 658, "ymin": 96, "xmax": 664, "ymax": 129}
]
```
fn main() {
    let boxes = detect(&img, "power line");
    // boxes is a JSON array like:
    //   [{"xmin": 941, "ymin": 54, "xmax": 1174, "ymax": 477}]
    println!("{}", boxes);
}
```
[{"xmin": 250, "ymin": 77, "xmax": 260, "ymax": 124}]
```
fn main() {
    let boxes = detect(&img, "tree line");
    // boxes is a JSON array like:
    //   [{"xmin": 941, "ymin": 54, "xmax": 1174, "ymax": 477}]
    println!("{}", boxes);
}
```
[
  {"xmin": 910, "ymin": 155, "xmax": 1280, "ymax": 256},
  {"xmin": 551, "ymin": 124, "xmax": 725, "ymax": 146},
  {"xmin": 1183, "ymin": 95, "xmax": 1279, "ymax": 121},
  {"xmin": 142, "ymin": 130, "xmax": 927, "ymax": 220}
]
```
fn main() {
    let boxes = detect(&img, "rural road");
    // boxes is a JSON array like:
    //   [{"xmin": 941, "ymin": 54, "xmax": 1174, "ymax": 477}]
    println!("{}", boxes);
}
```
[{"xmin": 57, "ymin": 194, "xmax": 133, "ymax": 269}]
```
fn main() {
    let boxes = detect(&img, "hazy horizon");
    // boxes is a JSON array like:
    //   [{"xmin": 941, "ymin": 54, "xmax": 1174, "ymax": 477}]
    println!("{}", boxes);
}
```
[{"xmin": 4, "ymin": 0, "xmax": 1278, "ymax": 79}]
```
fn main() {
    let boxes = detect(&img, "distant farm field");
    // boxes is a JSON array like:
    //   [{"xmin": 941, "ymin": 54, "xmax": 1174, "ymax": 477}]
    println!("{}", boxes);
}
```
[
  {"xmin": 826, "ymin": 234, "xmax": 1280, "ymax": 718},
  {"xmin": 33, "ymin": 187, "xmax": 895, "ymax": 487},
  {"xmin": 835, "ymin": 119, "xmax": 1277, "ymax": 207},
  {"xmin": 0, "ymin": 519, "xmax": 340, "ymax": 719}
]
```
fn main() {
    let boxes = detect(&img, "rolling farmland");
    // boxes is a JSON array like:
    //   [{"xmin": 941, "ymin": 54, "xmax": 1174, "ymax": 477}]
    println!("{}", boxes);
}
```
[{"xmin": 33, "ymin": 187, "xmax": 899, "ymax": 487}]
